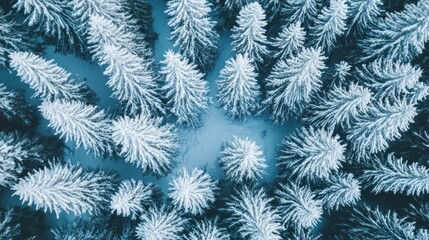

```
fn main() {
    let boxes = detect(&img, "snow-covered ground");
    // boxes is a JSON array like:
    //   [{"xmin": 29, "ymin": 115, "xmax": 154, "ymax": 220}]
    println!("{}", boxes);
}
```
[{"xmin": 0, "ymin": 0, "xmax": 299, "ymax": 226}]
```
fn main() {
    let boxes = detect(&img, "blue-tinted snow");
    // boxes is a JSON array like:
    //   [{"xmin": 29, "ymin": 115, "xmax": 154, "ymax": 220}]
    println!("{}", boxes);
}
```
[{"xmin": 0, "ymin": 0, "xmax": 299, "ymax": 226}]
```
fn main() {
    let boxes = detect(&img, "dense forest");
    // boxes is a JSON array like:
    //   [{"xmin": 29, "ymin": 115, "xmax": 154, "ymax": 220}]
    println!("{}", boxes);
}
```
[{"xmin": 0, "ymin": 0, "xmax": 429, "ymax": 239}]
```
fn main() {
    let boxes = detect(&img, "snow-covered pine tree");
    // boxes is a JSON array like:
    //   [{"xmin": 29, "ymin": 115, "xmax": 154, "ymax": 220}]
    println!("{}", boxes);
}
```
[
  {"xmin": 332, "ymin": 61, "xmax": 351, "ymax": 83},
  {"xmin": 282, "ymin": 0, "xmax": 321, "ymax": 24},
  {"xmin": 271, "ymin": 22, "xmax": 306, "ymax": 60},
  {"xmin": 231, "ymin": 2, "xmax": 269, "ymax": 64},
  {"xmin": 305, "ymin": 83, "xmax": 372, "ymax": 130},
  {"xmin": 261, "ymin": 0, "xmax": 283, "ymax": 15},
  {"xmin": 0, "ymin": 209, "xmax": 20, "ymax": 239},
  {"xmin": 166, "ymin": 0, "xmax": 219, "ymax": 69},
  {"xmin": 318, "ymin": 173, "xmax": 361, "ymax": 211},
  {"xmin": 347, "ymin": 0, "xmax": 383, "ymax": 35},
  {"xmin": 275, "ymin": 182, "xmax": 323, "ymax": 228},
  {"xmin": 70, "ymin": 0, "xmax": 126, "ymax": 33},
  {"xmin": 52, "ymin": 218, "xmax": 114, "ymax": 240},
  {"xmin": 100, "ymin": 44, "xmax": 164, "ymax": 116},
  {"xmin": 356, "ymin": 60, "xmax": 422, "ymax": 99},
  {"xmin": 417, "ymin": 230, "xmax": 429, "ymax": 240},
  {"xmin": 135, "ymin": 206, "xmax": 187, "ymax": 240},
  {"xmin": 288, "ymin": 228, "xmax": 322, "ymax": 240},
  {"xmin": 340, "ymin": 206, "xmax": 423, "ymax": 240},
  {"xmin": 282, "ymin": 0, "xmax": 320, "ymax": 24},
  {"xmin": 264, "ymin": 48, "xmax": 326, "ymax": 123},
  {"xmin": 217, "ymin": 54, "xmax": 260, "ymax": 119},
  {"xmin": 52, "ymin": 212, "xmax": 140, "ymax": 240},
  {"xmin": 87, "ymin": 15, "xmax": 122, "ymax": 60},
  {"xmin": 168, "ymin": 168, "xmax": 217, "ymax": 215},
  {"xmin": 111, "ymin": 115, "xmax": 179, "ymax": 176},
  {"xmin": 161, "ymin": 50, "xmax": 210, "ymax": 127},
  {"xmin": 87, "ymin": 15, "xmax": 152, "ymax": 63},
  {"xmin": 219, "ymin": 136, "xmax": 267, "ymax": 183},
  {"xmin": 406, "ymin": 203, "xmax": 429, "ymax": 226},
  {"xmin": 310, "ymin": 0, "xmax": 348, "ymax": 52},
  {"xmin": 186, "ymin": 218, "xmax": 230, "ymax": 240},
  {"xmin": 347, "ymin": 100, "xmax": 417, "ymax": 158},
  {"xmin": 0, "ymin": 11, "xmax": 34, "ymax": 69},
  {"xmin": 0, "ymin": 83, "xmax": 35, "ymax": 126},
  {"xmin": 110, "ymin": 179, "xmax": 153, "ymax": 220},
  {"xmin": 12, "ymin": 162, "xmax": 115, "ymax": 218},
  {"xmin": 9, "ymin": 52, "xmax": 86, "ymax": 101},
  {"xmin": 222, "ymin": 0, "xmax": 249, "ymax": 13},
  {"xmin": 13, "ymin": 0, "xmax": 83, "ymax": 52},
  {"xmin": 0, "ymin": 132, "xmax": 43, "ymax": 188},
  {"xmin": 40, "ymin": 100, "xmax": 113, "ymax": 157},
  {"xmin": 74, "ymin": 0, "xmax": 150, "ymax": 40},
  {"xmin": 408, "ymin": 82, "xmax": 429, "ymax": 104},
  {"xmin": 364, "ymin": 154, "xmax": 429, "ymax": 196},
  {"xmin": 126, "ymin": 0, "xmax": 155, "ymax": 40},
  {"xmin": 278, "ymin": 127, "xmax": 346, "ymax": 181},
  {"xmin": 360, "ymin": 0, "xmax": 429, "ymax": 62},
  {"xmin": 226, "ymin": 186, "xmax": 284, "ymax": 240}
]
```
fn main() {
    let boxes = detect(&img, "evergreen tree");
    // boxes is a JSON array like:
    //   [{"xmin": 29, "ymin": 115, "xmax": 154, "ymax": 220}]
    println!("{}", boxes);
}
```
[
  {"xmin": 278, "ymin": 127, "xmax": 346, "ymax": 181},
  {"xmin": 0, "ymin": 11, "xmax": 34, "ymax": 69},
  {"xmin": 110, "ymin": 179, "xmax": 153, "ymax": 220},
  {"xmin": 287, "ymin": 228, "xmax": 322, "ymax": 240},
  {"xmin": 222, "ymin": 0, "xmax": 249, "ymax": 14},
  {"xmin": 406, "ymin": 203, "xmax": 429, "ymax": 227},
  {"xmin": 347, "ymin": 100, "xmax": 417, "ymax": 158},
  {"xmin": 111, "ymin": 115, "xmax": 179, "ymax": 176},
  {"xmin": 40, "ymin": 100, "xmax": 113, "ymax": 157},
  {"xmin": 282, "ymin": 0, "xmax": 319, "ymax": 24},
  {"xmin": 318, "ymin": 173, "xmax": 361, "ymax": 211},
  {"xmin": 186, "ymin": 218, "xmax": 230, "ymax": 240},
  {"xmin": 231, "ymin": 2, "xmax": 269, "ymax": 64},
  {"xmin": 0, "ymin": 132, "xmax": 43, "ymax": 188},
  {"xmin": 261, "ymin": 0, "xmax": 283, "ymax": 15},
  {"xmin": 166, "ymin": 0, "xmax": 219, "ymax": 69},
  {"xmin": 217, "ymin": 54, "xmax": 260, "ymax": 120},
  {"xmin": 271, "ymin": 22, "xmax": 306, "ymax": 60},
  {"xmin": 12, "ymin": 162, "xmax": 115, "ymax": 218},
  {"xmin": 9, "ymin": 52, "xmax": 86, "ymax": 101},
  {"xmin": 305, "ymin": 83, "xmax": 372, "ymax": 130},
  {"xmin": 348, "ymin": 0, "xmax": 383, "ymax": 35},
  {"xmin": 13, "ymin": 0, "xmax": 83, "ymax": 52},
  {"xmin": 364, "ymin": 154, "xmax": 429, "ymax": 196},
  {"xmin": 417, "ymin": 230, "xmax": 429, "ymax": 239},
  {"xmin": 310, "ymin": 0, "xmax": 348, "ymax": 52},
  {"xmin": 100, "ymin": 44, "xmax": 164, "ymax": 116},
  {"xmin": 226, "ymin": 186, "xmax": 284, "ymax": 240},
  {"xmin": 168, "ymin": 168, "xmax": 217, "ymax": 215},
  {"xmin": 332, "ymin": 61, "xmax": 351, "ymax": 83},
  {"xmin": 126, "ymin": 0, "xmax": 156, "ymax": 41},
  {"xmin": 161, "ymin": 50, "xmax": 210, "ymax": 127},
  {"xmin": 360, "ymin": 0, "xmax": 429, "ymax": 62},
  {"xmin": 87, "ymin": 15, "xmax": 152, "ymax": 63},
  {"xmin": 51, "ymin": 215, "xmax": 129, "ymax": 240},
  {"xmin": 408, "ymin": 82, "xmax": 429, "ymax": 104},
  {"xmin": 264, "ymin": 48, "xmax": 326, "ymax": 123},
  {"xmin": 0, "ymin": 209, "xmax": 20, "ymax": 239},
  {"xmin": 356, "ymin": 60, "xmax": 422, "ymax": 99},
  {"xmin": 340, "ymin": 206, "xmax": 423, "ymax": 240},
  {"xmin": 52, "ymin": 221, "xmax": 114, "ymax": 240},
  {"xmin": 0, "ymin": 83, "xmax": 35, "ymax": 126},
  {"xmin": 135, "ymin": 206, "xmax": 187, "ymax": 240},
  {"xmin": 275, "ymin": 182, "xmax": 323, "ymax": 229},
  {"xmin": 219, "ymin": 136, "xmax": 267, "ymax": 183},
  {"xmin": 70, "ymin": 0, "xmax": 127, "ymax": 32}
]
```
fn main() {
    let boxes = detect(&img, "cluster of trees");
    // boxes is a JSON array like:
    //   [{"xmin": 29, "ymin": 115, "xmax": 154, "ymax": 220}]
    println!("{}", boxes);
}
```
[{"xmin": 0, "ymin": 0, "xmax": 429, "ymax": 239}]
